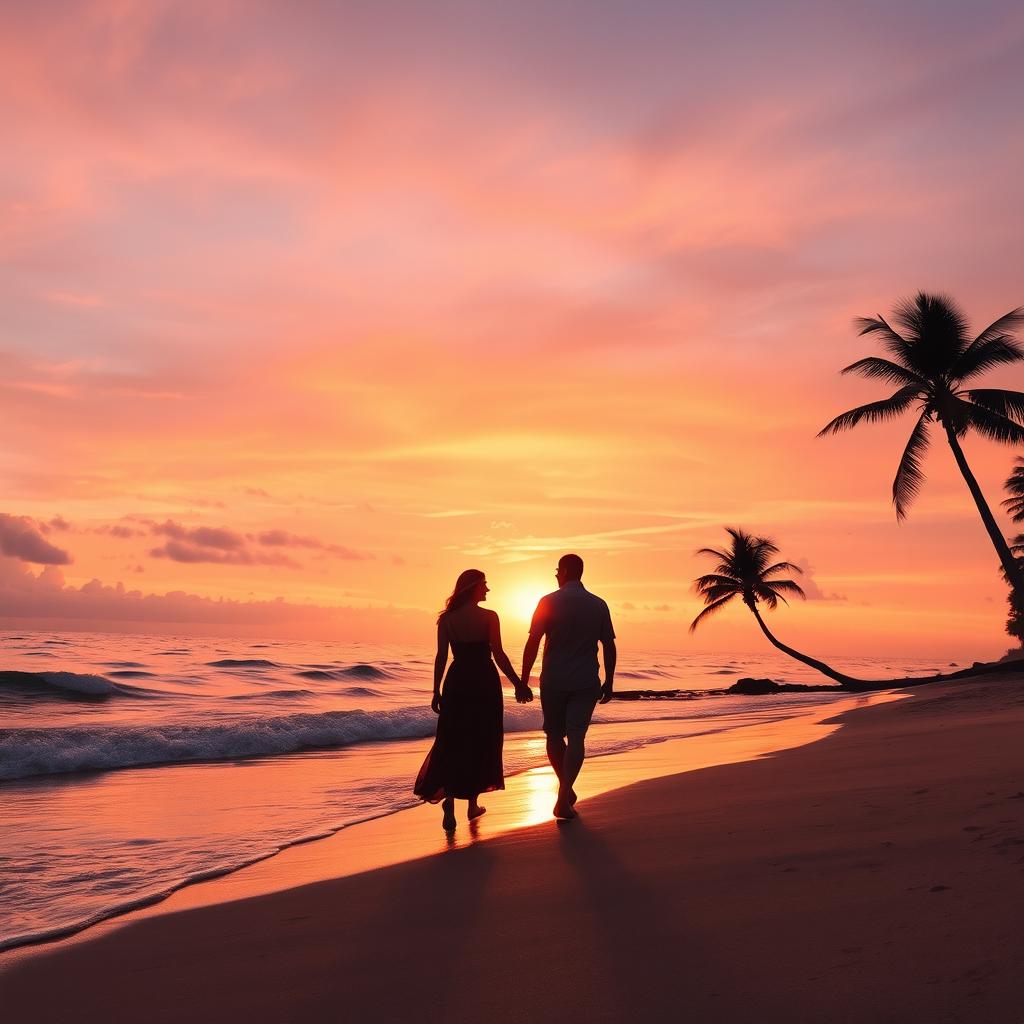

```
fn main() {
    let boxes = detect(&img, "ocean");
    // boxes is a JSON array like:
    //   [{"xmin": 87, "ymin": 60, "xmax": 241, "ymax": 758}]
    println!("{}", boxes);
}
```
[{"xmin": 0, "ymin": 630, "xmax": 954, "ymax": 951}]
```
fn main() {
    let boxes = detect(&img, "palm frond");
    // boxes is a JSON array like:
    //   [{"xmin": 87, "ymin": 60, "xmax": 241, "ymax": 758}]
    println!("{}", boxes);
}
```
[
  {"xmin": 753, "ymin": 584, "xmax": 780, "ymax": 610},
  {"xmin": 893, "ymin": 292, "xmax": 970, "ymax": 344},
  {"xmin": 694, "ymin": 546, "xmax": 730, "ymax": 562},
  {"xmin": 972, "ymin": 307, "xmax": 1024, "ymax": 346},
  {"xmin": 694, "ymin": 583, "xmax": 741, "ymax": 604},
  {"xmin": 765, "ymin": 579, "xmax": 807, "ymax": 600},
  {"xmin": 961, "ymin": 389, "xmax": 1024, "ymax": 423},
  {"xmin": 817, "ymin": 385, "xmax": 921, "ymax": 436},
  {"xmin": 1005, "ymin": 497, "xmax": 1024, "ymax": 522},
  {"xmin": 762, "ymin": 560, "xmax": 803, "ymax": 578},
  {"xmin": 694, "ymin": 573, "xmax": 742, "ymax": 590},
  {"xmin": 890, "ymin": 293, "xmax": 973, "ymax": 381},
  {"xmin": 854, "ymin": 315, "xmax": 915, "ymax": 364},
  {"xmin": 1002, "ymin": 458, "xmax": 1024, "ymax": 522},
  {"xmin": 952, "ymin": 336, "xmax": 1024, "ymax": 383},
  {"xmin": 951, "ymin": 397, "xmax": 1024, "ymax": 445},
  {"xmin": 840, "ymin": 356, "xmax": 925, "ymax": 388},
  {"xmin": 892, "ymin": 413, "xmax": 930, "ymax": 520},
  {"xmin": 689, "ymin": 594, "xmax": 737, "ymax": 634}
]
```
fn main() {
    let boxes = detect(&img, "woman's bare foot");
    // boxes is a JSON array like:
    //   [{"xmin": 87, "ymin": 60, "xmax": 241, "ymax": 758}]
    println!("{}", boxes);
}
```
[
  {"xmin": 442, "ymin": 797, "xmax": 456, "ymax": 832},
  {"xmin": 467, "ymin": 803, "xmax": 487, "ymax": 820}
]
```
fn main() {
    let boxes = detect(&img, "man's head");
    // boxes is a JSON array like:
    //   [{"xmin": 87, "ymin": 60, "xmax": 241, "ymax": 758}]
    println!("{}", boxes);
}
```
[{"xmin": 556, "ymin": 553, "xmax": 584, "ymax": 586}]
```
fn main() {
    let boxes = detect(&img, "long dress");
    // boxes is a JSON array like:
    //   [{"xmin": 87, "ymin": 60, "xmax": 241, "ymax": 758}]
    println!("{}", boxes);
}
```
[{"xmin": 413, "ymin": 640, "xmax": 505, "ymax": 802}]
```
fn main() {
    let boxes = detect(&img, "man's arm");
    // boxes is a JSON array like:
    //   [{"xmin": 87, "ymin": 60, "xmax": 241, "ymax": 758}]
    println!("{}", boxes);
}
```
[
  {"xmin": 599, "ymin": 639, "xmax": 616, "ymax": 703},
  {"xmin": 521, "ymin": 632, "xmax": 541, "ymax": 695},
  {"xmin": 488, "ymin": 612, "xmax": 531, "ymax": 702}
]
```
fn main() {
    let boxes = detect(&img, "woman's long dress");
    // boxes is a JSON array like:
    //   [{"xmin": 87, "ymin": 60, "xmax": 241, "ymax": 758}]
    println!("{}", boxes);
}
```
[{"xmin": 413, "ymin": 640, "xmax": 504, "ymax": 802}]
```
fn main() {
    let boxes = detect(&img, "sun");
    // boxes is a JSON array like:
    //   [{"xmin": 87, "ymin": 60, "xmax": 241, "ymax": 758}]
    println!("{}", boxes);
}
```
[{"xmin": 503, "ymin": 583, "xmax": 547, "ymax": 625}]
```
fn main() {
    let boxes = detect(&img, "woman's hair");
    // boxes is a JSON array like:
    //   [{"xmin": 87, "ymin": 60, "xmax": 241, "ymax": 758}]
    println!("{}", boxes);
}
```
[{"xmin": 437, "ymin": 569, "xmax": 485, "ymax": 624}]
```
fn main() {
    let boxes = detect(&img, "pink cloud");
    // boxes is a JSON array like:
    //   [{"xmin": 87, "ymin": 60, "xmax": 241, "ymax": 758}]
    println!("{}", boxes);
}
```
[
  {"xmin": 0, "ymin": 514, "xmax": 72, "ymax": 565},
  {"xmin": 0, "ymin": 557, "xmax": 425, "ymax": 639},
  {"xmin": 254, "ymin": 529, "xmax": 367, "ymax": 560},
  {"xmin": 142, "ymin": 518, "xmax": 368, "ymax": 567}
]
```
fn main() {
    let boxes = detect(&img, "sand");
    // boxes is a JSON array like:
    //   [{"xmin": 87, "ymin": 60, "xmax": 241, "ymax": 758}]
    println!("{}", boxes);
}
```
[{"xmin": 3, "ymin": 675, "xmax": 1024, "ymax": 1023}]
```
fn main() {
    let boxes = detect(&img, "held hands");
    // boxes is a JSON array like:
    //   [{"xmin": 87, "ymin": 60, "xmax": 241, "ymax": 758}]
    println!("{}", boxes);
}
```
[
  {"xmin": 599, "ymin": 681, "xmax": 613, "ymax": 704},
  {"xmin": 514, "ymin": 679, "xmax": 534, "ymax": 704}
]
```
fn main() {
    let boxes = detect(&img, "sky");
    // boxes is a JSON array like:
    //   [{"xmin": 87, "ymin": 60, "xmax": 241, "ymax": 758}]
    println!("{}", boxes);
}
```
[{"xmin": 2, "ymin": 0, "xmax": 1024, "ymax": 659}]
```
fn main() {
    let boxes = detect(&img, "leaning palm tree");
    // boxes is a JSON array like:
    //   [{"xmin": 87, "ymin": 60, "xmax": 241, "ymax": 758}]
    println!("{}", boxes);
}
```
[
  {"xmin": 690, "ymin": 528, "xmax": 857, "ymax": 685},
  {"xmin": 819, "ymin": 292, "xmax": 1024, "ymax": 598}
]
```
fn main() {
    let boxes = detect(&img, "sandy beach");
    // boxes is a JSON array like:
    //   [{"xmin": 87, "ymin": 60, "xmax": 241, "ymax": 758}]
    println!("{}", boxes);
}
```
[{"xmin": 3, "ymin": 673, "xmax": 1024, "ymax": 1023}]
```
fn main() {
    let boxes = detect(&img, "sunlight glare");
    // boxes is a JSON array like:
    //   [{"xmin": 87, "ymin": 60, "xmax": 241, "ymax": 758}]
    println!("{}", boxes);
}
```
[{"xmin": 505, "ymin": 584, "xmax": 547, "ymax": 624}]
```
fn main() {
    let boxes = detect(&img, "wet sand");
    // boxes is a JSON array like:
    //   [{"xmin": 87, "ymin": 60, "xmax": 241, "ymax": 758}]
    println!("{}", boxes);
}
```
[{"xmin": 4, "ymin": 676, "xmax": 1024, "ymax": 1022}]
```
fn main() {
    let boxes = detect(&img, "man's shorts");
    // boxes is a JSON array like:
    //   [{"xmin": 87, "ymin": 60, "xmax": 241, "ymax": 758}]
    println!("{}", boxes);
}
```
[{"xmin": 541, "ymin": 685, "xmax": 601, "ymax": 738}]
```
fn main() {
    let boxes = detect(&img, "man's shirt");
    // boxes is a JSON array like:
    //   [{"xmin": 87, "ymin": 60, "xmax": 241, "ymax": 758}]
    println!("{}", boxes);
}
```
[{"xmin": 529, "ymin": 581, "xmax": 615, "ymax": 691}]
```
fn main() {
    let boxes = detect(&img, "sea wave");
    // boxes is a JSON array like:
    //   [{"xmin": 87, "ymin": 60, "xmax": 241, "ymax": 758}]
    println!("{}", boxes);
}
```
[
  {"xmin": 295, "ymin": 664, "xmax": 391, "ymax": 680},
  {"xmin": 207, "ymin": 658, "xmax": 281, "ymax": 668},
  {"xmin": 0, "ymin": 670, "xmax": 119, "ymax": 698},
  {"xmin": 0, "ymin": 691, "xmax": 845, "ymax": 782},
  {"xmin": 0, "ymin": 707, "xmax": 447, "ymax": 780},
  {"xmin": 225, "ymin": 688, "xmax": 317, "ymax": 700}
]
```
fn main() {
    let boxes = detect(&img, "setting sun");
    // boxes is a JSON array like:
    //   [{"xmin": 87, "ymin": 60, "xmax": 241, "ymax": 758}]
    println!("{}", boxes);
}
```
[{"xmin": 498, "ymin": 584, "xmax": 549, "ymax": 625}]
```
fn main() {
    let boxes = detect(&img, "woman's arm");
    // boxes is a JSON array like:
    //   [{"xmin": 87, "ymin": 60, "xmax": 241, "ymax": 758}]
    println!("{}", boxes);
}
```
[
  {"xmin": 488, "ymin": 612, "xmax": 532, "ymax": 702},
  {"xmin": 432, "ymin": 620, "xmax": 450, "ymax": 713}
]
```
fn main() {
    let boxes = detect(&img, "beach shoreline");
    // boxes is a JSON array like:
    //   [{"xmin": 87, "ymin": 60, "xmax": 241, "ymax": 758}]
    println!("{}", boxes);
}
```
[
  {"xmin": 0, "ymin": 690, "xmax": 872, "ymax": 960},
  {"xmin": 4, "ymin": 673, "xmax": 1024, "ymax": 1022}
]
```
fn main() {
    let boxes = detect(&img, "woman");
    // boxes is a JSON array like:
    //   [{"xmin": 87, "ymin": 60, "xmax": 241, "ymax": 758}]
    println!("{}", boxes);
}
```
[{"xmin": 413, "ymin": 569, "xmax": 533, "ymax": 831}]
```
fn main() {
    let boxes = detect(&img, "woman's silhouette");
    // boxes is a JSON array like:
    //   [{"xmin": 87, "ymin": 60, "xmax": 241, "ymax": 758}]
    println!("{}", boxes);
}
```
[{"xmin": 413, "ymin": 569, "xmax": 533, "ymax": 830}]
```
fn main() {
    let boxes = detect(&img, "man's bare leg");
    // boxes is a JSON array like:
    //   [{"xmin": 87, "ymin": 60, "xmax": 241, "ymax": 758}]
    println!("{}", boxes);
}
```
[
  {"xmin": 546, "ymin": 735, "xmax": 566, "ymax": 776},
  {"xmin": 546, "ymin": 735, "xmax": 577, "ymax": 809},
  {"xmin": 553, "ymin": 733, "xmax": 585, "ymax": 819},
  {"xmin": 467, "ymin": 794, "xmax": 486, "ymax": 820}
]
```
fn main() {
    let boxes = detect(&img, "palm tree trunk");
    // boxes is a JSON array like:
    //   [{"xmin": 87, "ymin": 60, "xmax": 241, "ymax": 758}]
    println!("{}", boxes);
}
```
[
  {"xmin": 943, "ymin": 425, "xmax": 1024, "ymax": 598},
  {"xmin": 748, "ymin": 603, "xmax": 857, "ymax": 686}
]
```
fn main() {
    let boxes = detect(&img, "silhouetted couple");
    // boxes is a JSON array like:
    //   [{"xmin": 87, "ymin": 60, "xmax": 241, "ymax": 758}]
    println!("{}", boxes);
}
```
[{"xmin": 413, "ymin": 554, "xmax": 617, "ymax": 829}]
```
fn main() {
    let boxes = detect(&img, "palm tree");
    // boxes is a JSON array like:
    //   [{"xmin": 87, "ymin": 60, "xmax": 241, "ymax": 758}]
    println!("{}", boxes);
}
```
[
  {"xmin": 1002, "ymin": 457, "xmax": 1024, "ymax": 523},
  {"xmin": 690, "ymin": 527, "xmax": 857, "ymax": 685},
  {"xmin": 1001, "ymin": 467, "xmax": 1024, "ymax": 646},
  {"xmin": 819, "ymin": 293, "xmax": 1024, "ymax": 598}
]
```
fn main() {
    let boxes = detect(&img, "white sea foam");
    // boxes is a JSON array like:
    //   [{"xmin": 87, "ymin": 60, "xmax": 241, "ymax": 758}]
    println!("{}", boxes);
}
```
[
  {"xmin": 0, "ymin": 708, "xmax": 435, "ymax": 781},
  {"xmin": 0, "ymin": 692, "xmax": 848, "ymax": 782}
]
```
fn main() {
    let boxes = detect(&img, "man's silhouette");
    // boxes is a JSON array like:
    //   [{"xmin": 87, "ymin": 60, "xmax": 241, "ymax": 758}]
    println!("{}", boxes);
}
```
[{"xmin": 521, "ymin": 554, "xmax": 616, "ymax": 820}]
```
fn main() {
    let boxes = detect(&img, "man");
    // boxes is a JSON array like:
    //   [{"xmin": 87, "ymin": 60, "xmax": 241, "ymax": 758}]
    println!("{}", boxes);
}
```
[{"xmin": 521, "ymin": 553, "xmax": 616, "ymax": 820}]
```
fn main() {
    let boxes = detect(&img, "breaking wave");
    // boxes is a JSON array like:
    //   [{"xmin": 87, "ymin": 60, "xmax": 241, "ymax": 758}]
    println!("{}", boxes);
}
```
[{"xmin": 0, "ymin": 706, "xmax": 446, "ymax": 781}]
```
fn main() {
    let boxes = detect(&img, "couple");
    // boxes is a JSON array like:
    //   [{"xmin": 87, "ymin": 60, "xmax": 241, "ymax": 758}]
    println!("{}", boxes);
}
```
[{"xmin": 413, "ymin": 553, "xmax": 617, "ymax": 830}]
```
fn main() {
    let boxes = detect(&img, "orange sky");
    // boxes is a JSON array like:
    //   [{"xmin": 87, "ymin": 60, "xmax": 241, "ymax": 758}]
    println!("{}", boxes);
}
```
[{"xmin": 2, "ymin": 1, "xmax": 1024, "ymax": 659}]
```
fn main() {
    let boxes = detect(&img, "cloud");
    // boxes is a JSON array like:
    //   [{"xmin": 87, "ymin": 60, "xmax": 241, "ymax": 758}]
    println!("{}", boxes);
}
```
[
  {"xmin": 147, "ymin": 518, "xmax": 291, "ymax": 565},
  {"xmin": 0, "ymin": 514, "xmax": 72, "ymax": 565},
  {"xmin": 0, "ymin": 557, "xmax": 426, "ymax": 638},
  {"xmin": 254, "ymin": 529, "xmax": 367, "ymax": 560},
  {"xmin": 794, "ymin": 559, "xmax": 848, "ymax": 602},
  {"xmin": 140, "ymin": 518, "xmax": 366, "ymax": 566},
  {"xmin": 95, "ymin": 523, "xmax": 147, "ymax": 539},
  {"xmin": 150, "ymin": 539, "xmax": 297, "ymax": 567},
  {"xmin": 153, "ymin": 520, "xmax": 245, "ymax": 549}
]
